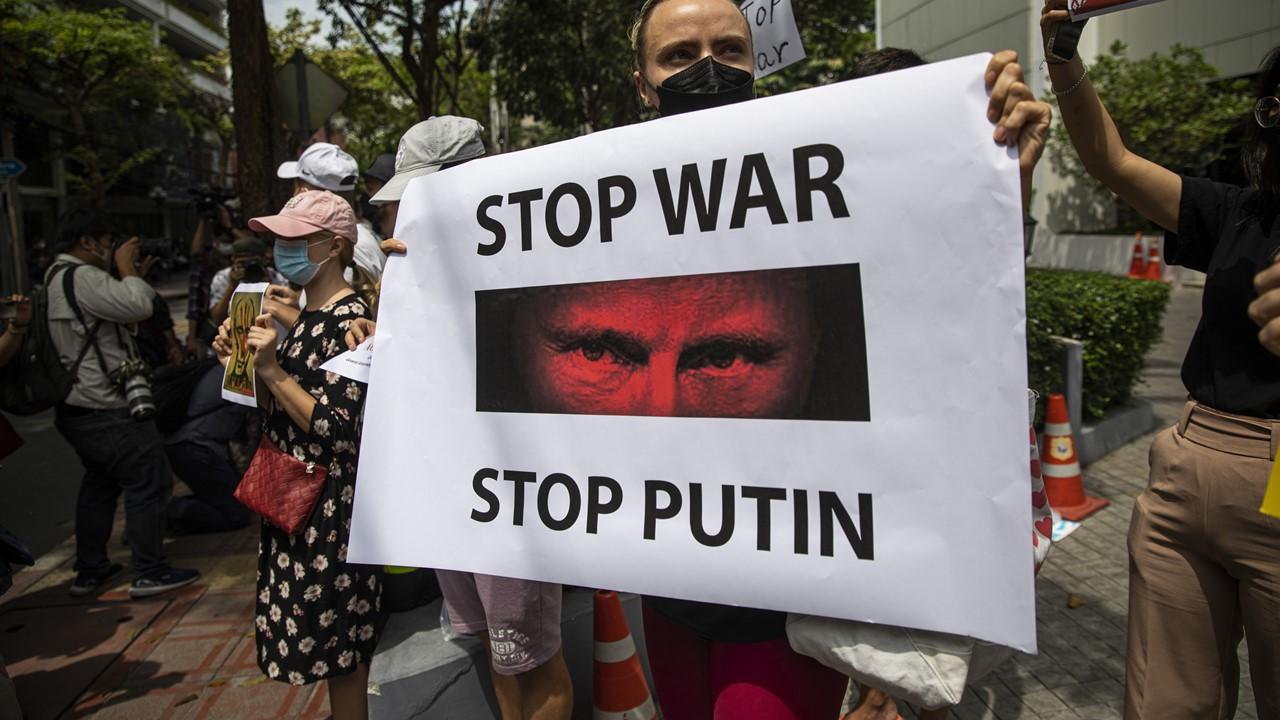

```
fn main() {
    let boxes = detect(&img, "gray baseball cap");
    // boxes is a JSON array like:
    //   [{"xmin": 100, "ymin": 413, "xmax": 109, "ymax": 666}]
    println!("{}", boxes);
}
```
[{"xmin": 370, "ymin": 116, "xmax": 486, "ymax": 205}]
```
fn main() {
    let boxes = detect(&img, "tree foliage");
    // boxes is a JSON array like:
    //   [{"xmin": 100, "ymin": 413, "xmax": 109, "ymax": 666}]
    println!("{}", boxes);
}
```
[
  {"xmin": 1046, "ymin": 42, "xmax": 1252, "ymax": 229},
  {"xmin": 756, "ymin": 0, "xmax": 874, "ymax": 95},
  {"xmin": 316, "ymin": 0, "xmax": 488, "ymax": 123},
  {"xmin": 0, "ymin": 0, "xmax": 190, "ymax": 204},
  {"xmin": 269, "ymin": 9, "xmax": 431, "ymax": 165},
  {"xmin": 473, "ymin": 0, "xmax": 875, "ymax": 142},
  {"xmin": 473, "ymin": 0, "xmax": 642, "ymax": 139}
]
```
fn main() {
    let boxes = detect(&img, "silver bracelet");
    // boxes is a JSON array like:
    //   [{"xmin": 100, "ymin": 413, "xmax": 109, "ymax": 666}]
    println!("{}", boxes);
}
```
[{"xmin": 1052, "ymin": 64, "xmax": 1089, "ymax": 96}]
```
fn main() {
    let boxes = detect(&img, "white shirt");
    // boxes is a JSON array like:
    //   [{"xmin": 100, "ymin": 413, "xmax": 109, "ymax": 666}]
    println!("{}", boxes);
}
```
[
  {"xmin": 353, "ymin": 220, "xmax": 386, "ymax": 282},
  {"xmin": 45, "ymin": 254, "xmax": 155, "ymax": 409},
  {"xmin": 208, "ymin": 265, "xmax": 288, "ymax": 311}
]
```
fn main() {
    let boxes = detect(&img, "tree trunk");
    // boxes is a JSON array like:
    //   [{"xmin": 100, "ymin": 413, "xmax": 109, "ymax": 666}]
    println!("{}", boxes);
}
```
[{"xmin": 228, "ymin": 0, "xmax": 286, "ymax": 220}]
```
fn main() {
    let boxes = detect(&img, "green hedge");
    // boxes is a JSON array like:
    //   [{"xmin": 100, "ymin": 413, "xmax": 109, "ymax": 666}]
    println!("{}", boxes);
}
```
[{"xmin": 1026, "ymin": 269, "xmax": 1171, "ymax": 423}]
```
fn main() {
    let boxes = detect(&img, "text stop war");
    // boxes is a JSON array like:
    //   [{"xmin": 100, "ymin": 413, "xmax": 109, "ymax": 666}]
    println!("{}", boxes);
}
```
[
  {"xmin": 470, "ymin": 468, "xmax": 874, "ymax": 559},
  {"xmin": 475, "ymin": 144, "xmax": 851, "ymax": 256}
]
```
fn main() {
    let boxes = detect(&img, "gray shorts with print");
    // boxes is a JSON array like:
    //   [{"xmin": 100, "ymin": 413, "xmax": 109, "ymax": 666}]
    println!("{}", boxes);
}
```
[{"xmin": 437, "ymin": 571, "xmax": 562, "ymax": 675}]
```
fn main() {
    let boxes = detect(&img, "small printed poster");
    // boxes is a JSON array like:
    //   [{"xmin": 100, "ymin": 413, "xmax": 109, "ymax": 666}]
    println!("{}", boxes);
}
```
[{"xmin": 221, "ymin": 282, "xmax": 269, "ymax": 408}]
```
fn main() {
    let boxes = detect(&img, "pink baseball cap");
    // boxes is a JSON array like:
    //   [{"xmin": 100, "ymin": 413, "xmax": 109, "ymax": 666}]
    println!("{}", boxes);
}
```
[{"xmin": 248, "ymin": 190, "xmax": 357, "ymax": 242}]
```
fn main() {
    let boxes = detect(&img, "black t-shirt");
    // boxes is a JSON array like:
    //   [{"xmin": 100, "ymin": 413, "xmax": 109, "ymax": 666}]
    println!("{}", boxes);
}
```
[
  {"xmin": 645, "ymin": 597, "xmax": 786, "ymax": 644},
  {"xmin": 1166, "ymin": 176, "xmax": 1280, "ymax": 417},
  {"xmin": 135, "ymin": 294, "xmax": 175, "ymax": 369}
]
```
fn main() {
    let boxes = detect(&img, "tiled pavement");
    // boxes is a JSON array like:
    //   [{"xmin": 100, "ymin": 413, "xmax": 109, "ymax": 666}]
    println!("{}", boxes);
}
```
[
  {"xmin": 1, "ymin": 285, "xmax": 1263, "ymax": 719},
  {"xmin": 0, "ymin": 525, "xmax": 325, "ymax": 719},
  {"xmin": 907, "ymin": 285, "xmax": 1262, "ymax": 720}
]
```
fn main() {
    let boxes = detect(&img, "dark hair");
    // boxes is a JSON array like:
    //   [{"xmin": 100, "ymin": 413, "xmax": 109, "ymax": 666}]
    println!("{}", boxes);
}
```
[
  {"xmin": 54, "ymin": 208, "xmax": 113, "ymax": 254},
  {"xmin": 1243, "ymin": 45, "xmax": 1280, "ymax": 208},
  {"xmin": 847, "ymin": 48, "xmax": 927, "ymax": 80},
  {"xmin": 630, "ymin": 0, "xmax": 751, "ymax": 72}
]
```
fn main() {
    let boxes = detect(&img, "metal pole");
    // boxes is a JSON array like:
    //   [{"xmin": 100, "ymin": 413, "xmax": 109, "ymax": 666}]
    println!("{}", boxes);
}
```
[{"xmin": 293, "ymin": 49, "xmax": 311, "ymax": 143}]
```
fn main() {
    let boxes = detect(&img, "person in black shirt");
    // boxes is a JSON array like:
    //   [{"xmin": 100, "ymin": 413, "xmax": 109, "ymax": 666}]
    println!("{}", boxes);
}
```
[
  {"xmin": 1245, "ymin": 82, "xmax": 1280, "ymax": 356},
  {"xmin": 1042, "ymin": 2, "xmax": 1280, "ymax": 718}
]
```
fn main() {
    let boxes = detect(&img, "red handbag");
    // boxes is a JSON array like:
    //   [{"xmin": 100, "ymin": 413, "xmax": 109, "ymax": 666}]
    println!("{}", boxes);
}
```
[{"xmin": 234, "ymin": 436, "xmax": 328, "ymax": 535}]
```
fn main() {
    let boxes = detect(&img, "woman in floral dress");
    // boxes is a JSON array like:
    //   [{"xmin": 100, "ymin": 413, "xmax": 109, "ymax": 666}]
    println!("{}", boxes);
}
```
[{"xmin": 214, "ymin": 191, "xmax": 382, "ymax": 719}]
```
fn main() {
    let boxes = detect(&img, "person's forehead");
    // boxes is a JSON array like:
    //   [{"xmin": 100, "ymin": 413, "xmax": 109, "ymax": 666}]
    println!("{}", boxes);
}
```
[
  {"xmin": 647, "ymin": 0, "xmax": 749, "ymax": 47},
  {"xmin": 534, "ymin": 273, "xmax": 810, "ymax": 315}
]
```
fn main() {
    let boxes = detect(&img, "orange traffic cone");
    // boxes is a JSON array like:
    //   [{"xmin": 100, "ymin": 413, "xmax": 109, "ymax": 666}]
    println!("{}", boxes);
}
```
[
  {"xmin": 1144, "ymin": 238, "xmax": 1164, "ymax": 281},
  {"xmin": 1127, "ymin": 232, "xmax": 1146, "ymax": 279},
  {"xmin": 594, "ymin": 591, "xmax": 657, "ymax": 720},
  {"xmin": 1042, "ymin": 393, "xmax": 1110, "ymax": 521}
]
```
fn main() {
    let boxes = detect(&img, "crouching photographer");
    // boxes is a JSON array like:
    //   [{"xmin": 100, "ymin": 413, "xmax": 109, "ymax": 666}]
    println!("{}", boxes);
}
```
[
  {"xmin": 208, "ymin": 237, "xmax": 286, "ymax": 326},
  {"xmin": 46, "ymin": 209, "xmax": 199, "ymax": 599},
  {"xmin": 163, "ymin": 361, "xmax": 251, "ymax": 534}
]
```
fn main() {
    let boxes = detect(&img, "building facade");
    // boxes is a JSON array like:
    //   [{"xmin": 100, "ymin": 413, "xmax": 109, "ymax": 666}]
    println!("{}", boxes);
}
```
[
  {"xmin": 2, "ymin": 0, "xmax": 230, "ymax": 291},
  {"xmin": 876, "ymin": 0, "xmax": 1280, "ymax": 233}
]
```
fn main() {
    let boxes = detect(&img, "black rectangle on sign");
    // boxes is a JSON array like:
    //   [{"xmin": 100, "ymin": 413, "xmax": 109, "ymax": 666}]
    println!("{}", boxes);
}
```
[{"xmin": 476, "ymin": 264, "xmax": 870, "ymax": 421}]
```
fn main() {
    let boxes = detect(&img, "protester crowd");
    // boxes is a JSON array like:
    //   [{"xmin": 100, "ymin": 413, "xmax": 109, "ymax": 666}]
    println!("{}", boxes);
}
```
[{"xmin": 1, "ymin": 0, "xmax": 1278, "ymax": 718}]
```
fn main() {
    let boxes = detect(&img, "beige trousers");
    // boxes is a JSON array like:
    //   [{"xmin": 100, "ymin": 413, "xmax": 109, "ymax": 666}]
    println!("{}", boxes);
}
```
[{"xmin": 1126, "ymin": 401, "xmax": 1280, "ymax": 719}]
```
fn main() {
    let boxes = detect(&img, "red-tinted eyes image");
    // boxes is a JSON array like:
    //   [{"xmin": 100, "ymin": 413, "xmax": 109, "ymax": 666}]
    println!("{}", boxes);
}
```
[{"xmin": 476, "ymin": 264, "xmax": 871, "ymax": 422}]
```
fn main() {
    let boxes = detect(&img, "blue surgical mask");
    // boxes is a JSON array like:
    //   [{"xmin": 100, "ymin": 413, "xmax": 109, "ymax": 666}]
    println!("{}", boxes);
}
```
[{"xmin": 273, "ymin": 238, "xmax": 331, "ymax": 286}]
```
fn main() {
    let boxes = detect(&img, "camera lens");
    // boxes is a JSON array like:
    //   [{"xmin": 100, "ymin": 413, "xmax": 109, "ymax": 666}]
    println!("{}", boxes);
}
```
[{"xmin": 124, "ymin": 373, "xmax": 156, "ymax": 420}]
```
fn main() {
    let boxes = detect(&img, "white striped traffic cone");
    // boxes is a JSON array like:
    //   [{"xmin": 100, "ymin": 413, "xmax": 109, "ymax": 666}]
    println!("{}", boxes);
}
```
[
  {"xmin": 1042, "ymin": 393, "xmax": 1109, "ymax": 521},
  {"xmin": 594, "ymin": 591, "xmax": 657, "ymax": 720}
]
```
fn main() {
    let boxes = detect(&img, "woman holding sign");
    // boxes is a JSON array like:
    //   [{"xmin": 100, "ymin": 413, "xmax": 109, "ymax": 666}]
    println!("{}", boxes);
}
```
[
  {"xmin": 625, "ymin": 1, "xmax": 1054, "ymax": 719},
  {"xmin": 212, "ymin": 191, "xmax": 382, "ymax": 720},
  {"xmin": 1042, "ymin": 2, "xmax": 1280, "ymax": 718}
]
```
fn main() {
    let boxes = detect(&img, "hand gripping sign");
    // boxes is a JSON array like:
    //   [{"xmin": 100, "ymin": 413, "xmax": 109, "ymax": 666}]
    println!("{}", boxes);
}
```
[{"xmin": 350, "ymin": 54, "xmax": 1036, "ymax": 651}]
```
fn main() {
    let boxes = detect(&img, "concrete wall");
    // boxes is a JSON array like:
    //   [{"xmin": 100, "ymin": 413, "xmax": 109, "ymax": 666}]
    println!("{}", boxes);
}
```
[
  {"xmin": 878, "ymin": 0, "xmax": 1280, "ymax": 234},
  {"xmin": 880, "ymin": 0, "xmax": 1035, "ymax": 73},
  {"xmin": 1092, "ymin": 1, "xmax": 1280, "ymax": 80},
  {"xmin": 1028, "ymin": 232, "xmax": 1149, "ymax": 276},
  {"xmin": 879, "ymin": 0, "xmax": 1280, "ymax": 84}
]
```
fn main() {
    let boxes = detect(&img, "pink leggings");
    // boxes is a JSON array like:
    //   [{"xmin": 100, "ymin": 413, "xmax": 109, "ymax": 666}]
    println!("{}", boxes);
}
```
[{"xmin": 642, "ymin": 602, "xmax": 848, "ymax": 720}]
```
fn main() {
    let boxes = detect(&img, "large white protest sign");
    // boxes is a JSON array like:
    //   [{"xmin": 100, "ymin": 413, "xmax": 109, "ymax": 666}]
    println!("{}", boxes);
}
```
[
  {"xmin": 740, "ymin": 0, "xmax": 806, "ymax": 77},
  {"xmin": 350, "ymin": 54, "xmax": 1035, "ymax": 651}
]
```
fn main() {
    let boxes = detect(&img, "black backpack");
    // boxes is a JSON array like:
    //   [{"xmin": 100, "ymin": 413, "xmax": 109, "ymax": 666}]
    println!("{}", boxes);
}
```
[{"xmin": 0, "ymin": 264, "xmax": 95, "ymax": 416}]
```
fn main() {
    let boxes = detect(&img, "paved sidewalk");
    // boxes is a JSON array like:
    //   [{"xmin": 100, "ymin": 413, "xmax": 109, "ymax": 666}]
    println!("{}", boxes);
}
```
[
  {"xmin": 0, "ymin": 527, "xmax": 331, "ymax": 719},
  {"xmin": 923, "ymin": 286, "xmax": 1260, "ymax": 720},
  {"xmin": 0, "ymin": 286, "xmax": 1257, "ymax": 720}
]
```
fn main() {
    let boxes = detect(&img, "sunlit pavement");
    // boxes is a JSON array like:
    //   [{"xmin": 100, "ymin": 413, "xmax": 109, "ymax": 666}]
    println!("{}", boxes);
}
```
[{"xmin": 1, "ymin": 285, "xmax": 1259, "ymax": 720}]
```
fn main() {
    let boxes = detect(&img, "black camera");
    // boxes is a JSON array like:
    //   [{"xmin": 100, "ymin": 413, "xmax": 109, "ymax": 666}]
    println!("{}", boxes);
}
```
[
  {"xmin": 190, "ymin": 184, "xmax": 237, "ymax": 219},
  {"xmin": 242, "ymin": 261, "xmax": 266, "ymax": 284},
  {"xmin": 140, "ymin": 237, "xmax": 172, "ymax": 258}
]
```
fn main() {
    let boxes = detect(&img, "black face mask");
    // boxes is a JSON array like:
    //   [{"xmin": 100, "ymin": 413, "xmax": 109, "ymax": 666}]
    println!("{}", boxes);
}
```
[{"xmin": 653, "ymin": 56, "xmax": 755, "ymax": 117}]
